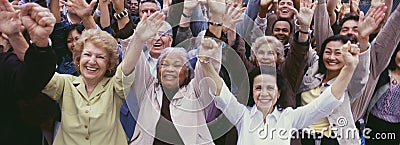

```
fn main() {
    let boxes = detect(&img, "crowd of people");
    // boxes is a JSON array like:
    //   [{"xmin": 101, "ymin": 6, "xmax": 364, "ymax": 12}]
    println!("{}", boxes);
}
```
[{"xmin": 0, "ymin": 0, "xmax": 399, "ymax": 144}]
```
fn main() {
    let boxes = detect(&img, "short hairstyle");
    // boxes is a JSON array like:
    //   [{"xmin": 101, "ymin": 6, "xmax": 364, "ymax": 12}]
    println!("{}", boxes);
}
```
[
  {"xmin": 339, "ymin": 14, "xmax": 359, "ymax": 29},
  {"xmin": 252, "ymin": 36, "xmax": 285, "ymax": 65},
  {"xmin": 156, "ymin": 47, "xmax": 194, "ymax": 87},
  {"xmin": 247, "ymin": 66, "xmax": 294, "ymax": 110},
  {"xmin": 73, "ymin": 29, "xmax": 119, "ymax": 77},
  {"xmin": 138, "ymin": 0, "xmax": 161, "ymax": 12},
  {"xmin": 272, "ymin": 18, "xmax": 294, "ymax": 34},
  {"xmin": 318, "ymin": 34, "xmax": 350, "ymax": 74}
]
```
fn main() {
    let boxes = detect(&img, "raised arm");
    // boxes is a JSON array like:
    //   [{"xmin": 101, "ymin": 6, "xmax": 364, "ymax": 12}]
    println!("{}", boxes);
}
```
[
  {"xmin": 174, "ymin": 0, "xmax": 198, "ymax": 45},
  {"xmin": 63, "ymin": 0, "xmax": 98, "ymax": 29},
  {"xmin": 280, "ymin": 0, "xmax": 316, "ymax": 93},
  {"xmin": 223, "ymin": 3, "xmax": 245, "ymax": 46},
  {"xmin": 208, "ymin": 0, "xmax": 226, "ymax": 38},
  {"xmin": 351, "ymin": 4, "xmax": 400, "ymax": 120},
  {"xmin": 16, "ymin": 2, "xmax": 57, "ymax": 98},
  {"xmin": 0, "ymin": 2, "xmax": 29, "ymax": 61},
  {"xmin": 332, "ymin": 42, "xmax": 359, "ymax": 98},
  {"xmin": 121, "ymin": 12, "xmax": 165, "ymax": 75},
  {"xmin": 370, "ymin": 0, "xmax": 392, "ymax": 34},
  {"xmin": 314, "ymin": 0, "xmax": 334, "ymax": 54},
  {"xmin": 198, "ymin": 38, "xmax": 224, "ymax": 95},
  {"xmin": 326, "ymin": 0, "xmax": 339, "ymax": 25},
  {"xmin": 357, "ymin": 4, "xmax": 387, "ymax": 52},
  {"xmin": 98, "ymin": 0, "xmax": 111, "ymax": 29},
  {"xmin": 49, "ymin": 0, "xmax": 62, "ymax": 22}
]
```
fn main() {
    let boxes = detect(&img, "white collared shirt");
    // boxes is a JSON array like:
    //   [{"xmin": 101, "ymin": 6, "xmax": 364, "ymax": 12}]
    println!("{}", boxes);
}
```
[{"xmin": 214, "ymin": 83, "xmax": 344, "ymax": 145}]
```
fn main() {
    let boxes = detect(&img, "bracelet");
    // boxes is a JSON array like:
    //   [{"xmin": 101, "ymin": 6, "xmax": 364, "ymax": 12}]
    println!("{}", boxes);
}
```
[
  {"xmin": 182, "ymin": 12, "xmax": 191, "ymax": 18},
  {"xmin": 208, "ymin": 21, "xmax": 223, "ymax": 26},
  {"xmin": 114, "ymin": 8, "xmax": 129, "ymax": 20}
]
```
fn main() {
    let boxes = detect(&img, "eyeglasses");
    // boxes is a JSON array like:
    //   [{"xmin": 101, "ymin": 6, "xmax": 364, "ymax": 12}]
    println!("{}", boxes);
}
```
[{"xmin": 155, "ymin": 30, "xmax": 173, "ymax": 37}]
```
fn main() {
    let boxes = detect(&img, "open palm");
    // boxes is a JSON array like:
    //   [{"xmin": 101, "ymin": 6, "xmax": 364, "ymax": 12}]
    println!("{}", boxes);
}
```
[{"xmin": 0, "ymin": 2, "xmax": 22, "ymax": 35}]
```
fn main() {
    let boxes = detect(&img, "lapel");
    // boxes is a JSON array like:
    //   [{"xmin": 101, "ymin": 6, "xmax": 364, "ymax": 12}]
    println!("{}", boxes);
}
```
[
  {"xmin": 90, "ymin": 78, "xmax": 110, "ymax": 100},
  {"xmin": 72, "ymin": 76, "xmax": 110, "ymax": 101},
  {"xmin": 73, "ymin": 77, "xmax": 89, "ymax": 101},
  {"xmin": 170, "ymin": 86, "xmax": 187, "ymax": 107}
]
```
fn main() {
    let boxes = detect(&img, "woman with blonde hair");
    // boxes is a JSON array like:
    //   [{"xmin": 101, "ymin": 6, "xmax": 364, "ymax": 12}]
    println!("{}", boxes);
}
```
[{"xmin": 42, "ymin": 28, "xmax": 137, "ymax": 144}]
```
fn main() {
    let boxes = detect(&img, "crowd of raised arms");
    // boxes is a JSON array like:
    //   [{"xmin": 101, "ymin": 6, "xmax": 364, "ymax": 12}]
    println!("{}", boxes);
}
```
[{"xmin": 0, "ymin": 0, "xmax": 399, "ymax": 144}]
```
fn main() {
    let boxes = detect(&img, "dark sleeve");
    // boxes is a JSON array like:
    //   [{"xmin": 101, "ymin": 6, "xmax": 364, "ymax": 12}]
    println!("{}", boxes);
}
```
[
  {"xmin": 174, "ymin": 26, "xmax": 194, "ymax": 46},
  {"xmin": 114, "ymin": 19, "xmax": 136, "ymax": 39},
  {"xmin": 279, "ymin": 32, "xmax": 310, "ymax": 95},
  {"xmin": 12, "ymin": 44, "xmax": 56, "ymax": 99},
  {"xmin": 202, "ymin": 25, "xmax": 229, "ymax": 44},
  {"xmin": 49, "ymin": 20, "xmax": 70, "ymax": 60}
]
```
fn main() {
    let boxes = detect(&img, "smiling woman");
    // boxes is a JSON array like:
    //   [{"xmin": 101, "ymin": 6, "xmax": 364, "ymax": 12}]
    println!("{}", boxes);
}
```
[
  {"xmin": 41, "ymin": 29, "xmax": 136, "ymax": 145},
  {"xmin": 200, "ymin": 35, "xmax": 361, "ymax": 144}
]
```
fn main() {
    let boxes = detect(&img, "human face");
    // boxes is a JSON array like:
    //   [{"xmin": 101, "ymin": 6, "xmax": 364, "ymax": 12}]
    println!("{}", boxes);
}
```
[
  {"xmin": 277, "ymin": 0, "xmax": 294, "ymax": 19},
  {"xmin": 139, "ymin": 2, "xmax": 158, "ymax": 19},
  {"xmin": 128, "ymin": 0, "xmax": 139, "ymax": 16},
  {"xmin": 255, "ymin": 44, "xmax": 278, "ymax": 67},
  {"xmin": 323, "ymin": 41, "xmax": 345, "ymax": 74},
  {"xmin": 339, "ymin": 20, "xmax": 358, "ymax": 39},
  {"xmin": 253, "ymin": 74, "xmax": 279, "ymax": 115},
  {"xmin": 79, "ymin": 42, "xmax": 109, "ymax": 84},
  {"xmin": 157, "ymin": 54, "xmax": 188, "ymax": 90},
  {"xmin": 147, "ymin": 24, "xmax": 172, "ymax": 58},
  {"xmin": 67, "ymin": 29, "xmax": 81, "ymax": 52},
  {"xmin": 272, "ymin": 21, "xmax": 291, "ymax": 45}
]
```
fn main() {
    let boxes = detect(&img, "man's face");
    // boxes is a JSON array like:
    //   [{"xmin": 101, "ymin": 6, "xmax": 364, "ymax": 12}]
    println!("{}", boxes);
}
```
[
  {"xmin": 272, "ymin": 21, "xmax": 291, "ymax": 45},
  {"xmin": 128, "ymin": 0, "xmax": 139, "ymax": 16},
  {"xmin": 139, "ymin": 2, "xmax": 157, "ymax": 19},
  {"xmin": 277, "ymin": 0, "xmax": 294, "ymax": 19},
  {"xmin": 339, "ymin": 20, "xmax": 358, "ymax": 43},
  {"xmin": 146, "ymin": 23, "xmax": 173, "ymax": 58}
]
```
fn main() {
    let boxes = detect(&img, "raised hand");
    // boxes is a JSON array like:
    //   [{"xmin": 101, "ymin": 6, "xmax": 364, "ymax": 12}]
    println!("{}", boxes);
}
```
[
  {"xmin": 62, "ymin": 0, "xmax": 97, "ymax": 18},
  {"xmin": 341, "ymin": 41, "xmax": 360, "ymax": 68},
  {"xmin": 223, "ymin": 3, "xmax": 245, "ymax": 30},
  {"xmin": 0, "ymin": 0, "xmax": 22, "ymax": 36},
  {"xmin": 111, "ymin": 0, "xmax": 124, "ymax": 12},
  {"xmin": 260, "ymin": 0, "xmax": 273, "ymax": 9},
  {"xmin": 198, "ymin": 38, "xmax": 219, "ymax": 63},
  {"xmin": 289, "ymin": 0, "xmax": 317, "ymax": 31},
  {"xmin": 20, "ymin": 3, "xmax": 56, "ymax": 47},
  {"xmin": 183, "ymin": 0, "xmax": 200, "ymax": 15},
  {"xmin": 134, "ymin": 12, "xmax": 165, "ymax": 42},
  {"xmin": 208, "ymin": 0, "xmax": 226, "ymax": 21},
  {"xmin": 358, "ymin": 3, "xmax": 387, "ymax": 38}
]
